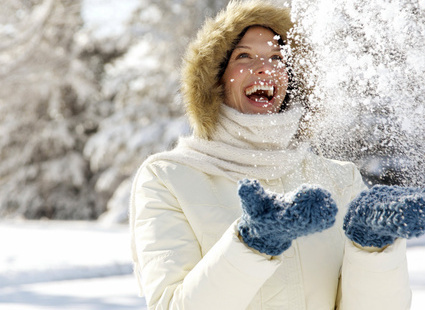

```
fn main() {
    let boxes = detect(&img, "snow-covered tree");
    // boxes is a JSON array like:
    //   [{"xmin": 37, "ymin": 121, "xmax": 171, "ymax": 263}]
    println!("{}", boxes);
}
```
[
  {"xmin": 0, "ymin": 0, "xmax": 103, "ymax": 219},
  {"xmin": 0, "ymin": 0, "xmax": 229, "ymax": 221}
]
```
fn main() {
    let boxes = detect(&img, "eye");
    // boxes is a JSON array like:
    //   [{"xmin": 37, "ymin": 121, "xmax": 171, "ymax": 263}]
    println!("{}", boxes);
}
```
[
  {"xmin": 271, "ymin": 54, "xmax": 283, "ymax": 61},
  {"xmin": 235, "ymin": 52, "xmax": 250, "ymax": 59}
]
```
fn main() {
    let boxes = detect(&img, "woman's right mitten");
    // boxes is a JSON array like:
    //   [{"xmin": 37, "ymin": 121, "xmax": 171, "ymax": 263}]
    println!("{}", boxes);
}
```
[{"xmin": 237, "ymin": 179, "xmax": 338, "ymax": 256}]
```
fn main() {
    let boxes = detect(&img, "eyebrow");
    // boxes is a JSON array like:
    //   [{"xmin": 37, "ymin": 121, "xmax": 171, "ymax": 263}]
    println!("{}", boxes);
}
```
[
  {"xmin": 234, "ymin": 45, "xmax": 251, "ymax": 50},
  {"xmin": 234, "ymin": 45, "xmax": 281, "ymax": 52}
]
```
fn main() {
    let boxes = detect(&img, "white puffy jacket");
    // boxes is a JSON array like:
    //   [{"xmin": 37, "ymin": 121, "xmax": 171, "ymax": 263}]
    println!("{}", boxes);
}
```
[{"xmin": 130, "ymin": 151, "xmax": 411, "ymax": 309}]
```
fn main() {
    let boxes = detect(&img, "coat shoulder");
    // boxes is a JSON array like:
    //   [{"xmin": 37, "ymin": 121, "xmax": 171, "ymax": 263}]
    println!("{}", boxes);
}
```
[{"xmin": 138, "ymin": 156, "xmax": 227, "ymax": 208}]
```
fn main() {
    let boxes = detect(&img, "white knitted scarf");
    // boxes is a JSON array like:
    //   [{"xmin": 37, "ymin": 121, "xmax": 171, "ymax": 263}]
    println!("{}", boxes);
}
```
[{"xmin": 144, "ymin": 104, "xmax": 310, "ymax": 181}]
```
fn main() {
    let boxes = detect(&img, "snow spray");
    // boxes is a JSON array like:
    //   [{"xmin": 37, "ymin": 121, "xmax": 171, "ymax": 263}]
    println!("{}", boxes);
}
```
[{"xmin": 289, "ymin": 0, "xmax": 425, "ymax": 186}]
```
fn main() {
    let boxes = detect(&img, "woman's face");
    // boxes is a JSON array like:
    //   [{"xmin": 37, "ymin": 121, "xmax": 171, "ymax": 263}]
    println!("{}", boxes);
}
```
[{"xmin": 221, "ymin": 26, "xmax": 288, "ymax": 114}]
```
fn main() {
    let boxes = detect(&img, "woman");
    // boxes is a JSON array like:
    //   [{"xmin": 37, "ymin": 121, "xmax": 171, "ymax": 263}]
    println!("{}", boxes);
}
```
[{"xmin": 130, "ymin": 1, "xmax": 413, "ymax": 309}]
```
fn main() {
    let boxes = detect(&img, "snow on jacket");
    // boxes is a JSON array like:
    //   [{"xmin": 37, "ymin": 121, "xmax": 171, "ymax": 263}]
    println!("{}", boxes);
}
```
[{"xmin": 130, "ymin": 1, "xmax": 411, "ymax": 309}]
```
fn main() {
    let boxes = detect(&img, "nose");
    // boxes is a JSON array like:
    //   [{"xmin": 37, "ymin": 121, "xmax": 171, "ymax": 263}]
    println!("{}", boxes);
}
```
[{"xmin": 253, "ymin": 58, "xmax": 274, "ymax": 75}]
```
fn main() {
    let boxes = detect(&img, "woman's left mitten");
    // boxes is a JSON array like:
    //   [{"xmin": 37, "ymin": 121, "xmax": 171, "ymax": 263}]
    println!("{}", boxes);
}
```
[
  {"xmin": 343, "ymin": 185, "xmax": 425, "ymax": 248},
  {"xmin": 237, "ymin": 179, "xmax": 338, "ymax": 256}
]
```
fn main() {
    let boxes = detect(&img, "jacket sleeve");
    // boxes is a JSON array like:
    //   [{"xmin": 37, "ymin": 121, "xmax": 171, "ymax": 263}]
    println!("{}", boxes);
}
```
[
  {"xmin": 336, "ymin": 165, "xmax": 412, "ymax": 310},
  {"xmin": 130, "ymin": 162, "xmax": 281, "ymax": 310}
]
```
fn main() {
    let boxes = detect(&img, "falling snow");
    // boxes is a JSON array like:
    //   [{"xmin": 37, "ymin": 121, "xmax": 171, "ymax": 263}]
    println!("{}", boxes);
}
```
[{"xmin": 290, "ymin": 0, "xmax": 425, "ymax": 186}]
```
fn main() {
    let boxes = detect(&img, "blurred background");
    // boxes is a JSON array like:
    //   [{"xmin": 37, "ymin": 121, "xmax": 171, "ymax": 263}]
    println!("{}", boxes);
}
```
[
  {"xmin": 0, "ymin": 0, "xmax": 229, "ymax": 222},
  {"xmin": 0, "ymin": 0, "xmax": 424, "ymax": 309}
]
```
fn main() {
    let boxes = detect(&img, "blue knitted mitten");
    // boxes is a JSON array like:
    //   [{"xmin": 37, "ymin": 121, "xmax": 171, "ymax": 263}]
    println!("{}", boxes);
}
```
[
  {"xmin": 237, "ymin": 179, "xmax": 338, "ymax": 256},
  {"xmin": 343, "ymin": 185, "xmax": 425, "ymax": 248}
]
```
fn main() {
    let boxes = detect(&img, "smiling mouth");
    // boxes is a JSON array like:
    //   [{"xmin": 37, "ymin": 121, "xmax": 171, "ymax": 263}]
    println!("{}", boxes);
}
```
[{"xmin": 245, "ymin": 84, "xmax": 275, "ymax": 102}]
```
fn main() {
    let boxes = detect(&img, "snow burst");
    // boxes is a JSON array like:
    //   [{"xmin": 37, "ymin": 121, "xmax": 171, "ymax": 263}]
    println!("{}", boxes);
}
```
[{"xmin": 291, "ymin": 0, "xmax": 425, "ymax": 186}]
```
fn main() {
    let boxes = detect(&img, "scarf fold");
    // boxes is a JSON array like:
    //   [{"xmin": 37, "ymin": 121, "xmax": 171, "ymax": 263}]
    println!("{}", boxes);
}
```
[{"xmin": 145, "ymin": 104, "xmax": 310, "ymax": 182}]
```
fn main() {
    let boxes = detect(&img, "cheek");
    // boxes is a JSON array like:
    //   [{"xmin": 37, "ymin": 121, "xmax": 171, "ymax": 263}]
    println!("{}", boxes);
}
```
[
  {"xmin": 228, "ymin": 65, "xmax": 246, "ymax": 80},
  {"xmin": 279, "ymin": 67, "xmax": 289, "ymax": 82},
  {"xmin": 273, "ymin": 70, "xmax": 288, "ymax": 88},
  {"xmin": 224, "ymin": 67, "xmax": 245, "ymax": 91},
  {"xmin": 281, "ymin": 72, "xmax": 289, "ymax": 86}
]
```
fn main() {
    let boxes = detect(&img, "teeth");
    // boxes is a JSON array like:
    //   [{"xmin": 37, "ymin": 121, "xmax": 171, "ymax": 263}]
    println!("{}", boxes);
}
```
[{"xmin": 245, "ymin": 84, "xmax": 274, "ymax": 97}]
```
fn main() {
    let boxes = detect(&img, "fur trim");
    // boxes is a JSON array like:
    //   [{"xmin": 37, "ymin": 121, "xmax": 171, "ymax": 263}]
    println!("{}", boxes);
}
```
[{"xmin": 181, "ymin": 0, "xmax": 294, "ymax": 139}]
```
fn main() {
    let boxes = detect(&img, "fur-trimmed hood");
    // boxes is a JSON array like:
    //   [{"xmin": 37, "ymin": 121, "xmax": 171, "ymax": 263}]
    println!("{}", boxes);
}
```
[{"xmin": 181, "ymin": 0, "xmax": 294, "ymax": 139}]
